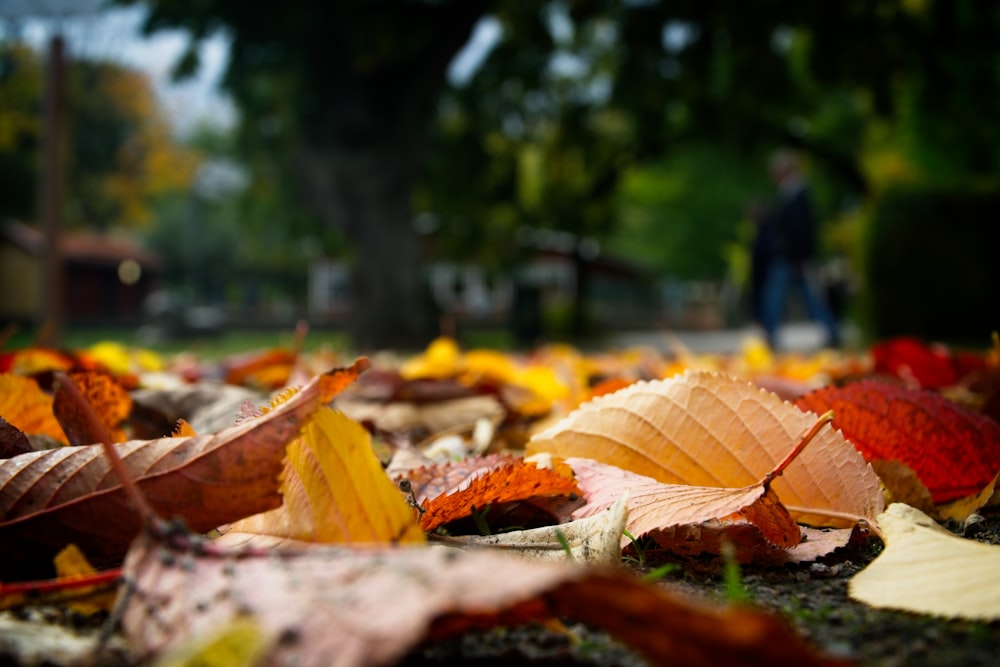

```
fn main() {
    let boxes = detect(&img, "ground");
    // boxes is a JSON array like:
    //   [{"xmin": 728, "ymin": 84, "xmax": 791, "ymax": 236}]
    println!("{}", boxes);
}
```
[{"xmin": 405, "ymin": 514, "xmax": 1000, "ymax": 667}]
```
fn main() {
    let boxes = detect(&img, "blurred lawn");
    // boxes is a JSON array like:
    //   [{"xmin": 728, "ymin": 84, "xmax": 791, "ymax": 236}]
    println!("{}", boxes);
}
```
[
  {"xmin": 3, "ymin": 324, "xmax": 515, "ymax": 359},
  {"xmin": 3, "ymin": 325, "xmax": 350, "ymax": 359}
]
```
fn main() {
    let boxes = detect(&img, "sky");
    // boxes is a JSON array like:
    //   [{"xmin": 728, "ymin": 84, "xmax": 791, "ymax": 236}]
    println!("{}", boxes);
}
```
[
  {"xmin": 1, "ymin": 2, "xmax": 504, "ymax": 137},
  {"xmin": 0, "ymin": 1, "xmax": 236, "ymax": 135}
]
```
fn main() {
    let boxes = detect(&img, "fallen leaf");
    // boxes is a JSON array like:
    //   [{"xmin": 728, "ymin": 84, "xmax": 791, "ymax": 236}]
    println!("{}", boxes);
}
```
[
  {"xmin": 338, "ymin": 394, "xmax": 505, "ymax": 442},
  {"xmin": 52, "ymin": 370, "xmax": 132, "ymax": 445},
  {"xmin": 224, "ymin": 348, "xmax": 298, "ymax": 390},
  {"xmin": 413, "ymin": 456, "xmax": 581, "ymax": 532},
  {"xmin": 0, "ymin": 347, "xmax": 75, "ymax": 375},
  {"xmin": 448, "ymin": 492, "xmax": 629, "ymax": 565},
  {"xmin": 871, "ymin": 337, "xmax": 958, "ymax": 389},
  {"xmin": 51, "ymin": 544, "xmax": 118, "ymax": 615},
  {"xmin": 568, "ymin": 457, "xmax": 801, "ymax": 559},
  {"xmin": 0, "ymin": 417, "xmax": 32, "ymax": 458},
  {"xmin": 869, "ymin": 460, "xmax": 937, "ymax": 515},
  {"xmin": 0, "ymin": 361, "xmax": 368, "ymax": 580},
  {"xmin": 796, "ymin": 379, "xmax": 1000, "ymax": 503},
  {"xmin": 528, "ymin": 370, "xmax": 882, "ymax": 528},
  {"xmin": 935, "ymin": 470, "xmax": 1000, "ymax": 522},
  {"xmin": 848, "ymin": 503, "xmax": 1000, "ymax": 619},
  {"xmin": 119, "ymin": 534, "xmax": 846, "ymax": 667},
  {"xmin": 131, "ymin": 382, "xmax": 266, "ymax": 435},
  {"xmin": 224, "ymin": 407, "xmax": 424, "ymax": 546},
  {"xmin": 0, "ymin": 374, "xmax": 68, "ymax": 445}
]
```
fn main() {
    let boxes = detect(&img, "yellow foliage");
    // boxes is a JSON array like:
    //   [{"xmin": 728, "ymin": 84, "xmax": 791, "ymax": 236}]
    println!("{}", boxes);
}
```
[
  {"xmin": 229, "ymin": 408, "xmax": 425, "ymax": 545},
  {"xmin": 400, "ymin": 336, "xmax": 464, "ymax": 380},
  {"xmin": 87, "ymin": 341, "xmax": 165, "ymax": 375},
  {"xmin": 52, "ymin": 545, "xmax": 117, "ymax": 615}
]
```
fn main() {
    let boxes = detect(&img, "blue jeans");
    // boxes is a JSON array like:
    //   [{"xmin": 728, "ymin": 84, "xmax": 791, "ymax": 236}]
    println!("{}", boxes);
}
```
[{"xmin": 761, "ymin": 259, "xmax": 841, "ymax": 349}]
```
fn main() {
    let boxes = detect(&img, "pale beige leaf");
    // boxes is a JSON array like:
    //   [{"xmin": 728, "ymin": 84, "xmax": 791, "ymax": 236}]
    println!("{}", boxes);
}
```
[
  {"xmin": 337, "ymin": 395, "xmax": 505, "ymax": 438},
  {"xmin": 528, "ymin": 370, "xmax": 882, "ymax": 528},
  {"xmin": 568, "ymin": 457, "xmax": 801, "ymax": 560},
  {"xmin": 448, "ymin": 491, "xmax": 629, "ymax": 565},
  {"xmin": 849, "ymin": 503, "xmax": 1000, "ymax": 620},
  {"xmin": 120, "ymin": 533, "xmax": 846, "ymax": 667}
]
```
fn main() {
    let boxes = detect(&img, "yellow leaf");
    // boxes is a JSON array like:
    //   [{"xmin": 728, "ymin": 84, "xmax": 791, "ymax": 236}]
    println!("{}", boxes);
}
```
[
  {"xmin": 849, "ymin": 503, "xmax": 1000, "ymax": 619},
  {"xmin": 154, "ymin": 617, "xmax": 270, "ymax": 667},
  {"xmin": 227, "ymin": 408, "xmax": 424, "ymax": 545},
  {"xmin": 400, "ymin": 337, "xmax": 463, "ymax": 380},
  {"xmin": 172, "ymin": 419, "xmax": 197, "ymax": 437},
  {"xmin": 52, "ymin": 544, "xmax": 117, "ymax": 615}
]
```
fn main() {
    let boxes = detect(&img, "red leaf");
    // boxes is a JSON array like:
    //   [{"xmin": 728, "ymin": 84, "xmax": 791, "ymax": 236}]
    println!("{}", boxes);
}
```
[
  {"xmin": 871, "ymin": 337, "xmax": 957, "ymax": 389},
  {"xmin": 796, "ymin": 380, "xmax": 1000, "ymax": 503}
]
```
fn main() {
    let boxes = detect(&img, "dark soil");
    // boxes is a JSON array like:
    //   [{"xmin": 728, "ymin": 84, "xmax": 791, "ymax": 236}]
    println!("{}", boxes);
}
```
[{"xmin": 406, "ymin": 514, "xmax": 1000, "ymax": 667}]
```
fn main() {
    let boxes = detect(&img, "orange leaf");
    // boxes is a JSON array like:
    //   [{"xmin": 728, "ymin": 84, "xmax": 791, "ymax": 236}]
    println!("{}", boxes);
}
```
[
  {"xmin": 224, "ymin": 349, "xmax": 298, "ymax": 389},
  {"xmin": 528, "ymin": 370, "xmax": 883, "ymax": 528},
  {"xmin": 415, "ymin": 456, "xmax": 580, "ymax": 531},
  {"xmin": 0, "ymin": 373, "xmax": 67, "ymax": 444},
  {"xmin": 0, "ymin": 362, "xmax": 367, "ymax": 580},
  {"xmin": 796, "ymin": 379, "xmax": 1000, "ymax": 503},
  {"xmin": 1, "ymin": 347, "xmax": 75, "ymax": 375},
  {"xmin": 53, "ymin": 370, "xmax": 132, "ymax": 445}
]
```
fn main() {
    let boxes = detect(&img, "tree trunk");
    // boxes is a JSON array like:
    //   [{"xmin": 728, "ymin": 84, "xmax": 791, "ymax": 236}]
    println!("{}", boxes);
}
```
[
  {"xmin": 293, "ymin": 5, "xmax": 481, "ymax": 350},
  {"xmin": 299, "ymin": 144, "xmax": 434, "ymax": 351}
]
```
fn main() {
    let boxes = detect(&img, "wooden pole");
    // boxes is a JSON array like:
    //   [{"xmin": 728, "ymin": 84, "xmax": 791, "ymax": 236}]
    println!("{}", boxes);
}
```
[{"xmin": 38, "ymin": 32, "xmax": 66, "ymax": 347}]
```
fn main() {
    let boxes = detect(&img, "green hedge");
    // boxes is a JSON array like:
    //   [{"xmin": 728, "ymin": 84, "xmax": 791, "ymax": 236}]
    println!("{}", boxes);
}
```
[{"xmin": 863, "ymin": 185, "xmax": 1000, "ymax": 342}]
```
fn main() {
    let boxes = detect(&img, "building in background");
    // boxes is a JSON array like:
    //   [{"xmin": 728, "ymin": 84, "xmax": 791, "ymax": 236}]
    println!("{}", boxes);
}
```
[{"xmin": 0, "ymin": 219, "xmax": 161, "ymax": 326}]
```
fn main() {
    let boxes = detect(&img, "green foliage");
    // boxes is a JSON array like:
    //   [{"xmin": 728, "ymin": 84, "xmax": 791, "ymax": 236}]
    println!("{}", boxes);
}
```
[
  {"xmin": 863, "ymin": 185, "xmax": 1000, "ymax": 342},
  {"xmin": 0, "ymin": 44, "xmax": 42, "ymax": 220},
  {"xmin": 610, "ymin": 144, "xmax": 767, "ymax": 280},
  {"xmin": 123, "ymin": 0, "xmax": 1000, "ymax": 344}
]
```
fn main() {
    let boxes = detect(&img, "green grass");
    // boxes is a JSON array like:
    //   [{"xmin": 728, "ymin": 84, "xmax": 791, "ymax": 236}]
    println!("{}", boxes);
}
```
[{"xmin": 2, "ymin": 324, "xmax": 350, "ymax": 360}]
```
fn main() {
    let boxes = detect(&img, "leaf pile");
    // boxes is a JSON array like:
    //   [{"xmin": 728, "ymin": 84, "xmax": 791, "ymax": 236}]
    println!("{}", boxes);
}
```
[{"xmin": 1, "ymin": 333, "xmax": 999, "ymax": 666}]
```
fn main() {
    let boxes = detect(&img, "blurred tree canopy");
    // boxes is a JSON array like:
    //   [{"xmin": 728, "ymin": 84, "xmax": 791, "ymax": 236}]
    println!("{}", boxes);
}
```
[
  {"xmin": 0, "ymin": 42, "xmax": 199, "ymax": 230},
  {"xmin": 123, "ymin": 0, "xmax": 1000, "ymax": 347}
]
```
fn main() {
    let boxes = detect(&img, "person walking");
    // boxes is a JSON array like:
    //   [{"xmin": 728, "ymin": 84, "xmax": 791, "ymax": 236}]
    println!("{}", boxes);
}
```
[{"xmin": 757, "ymin": 150, "xmax": 841, "ymax": 350}]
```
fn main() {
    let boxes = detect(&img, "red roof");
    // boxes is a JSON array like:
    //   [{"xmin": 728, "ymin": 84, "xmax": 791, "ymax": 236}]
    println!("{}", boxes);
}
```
[{"xmin": 1, "ymin": 219, "xmax": 161, "ymax": 269}]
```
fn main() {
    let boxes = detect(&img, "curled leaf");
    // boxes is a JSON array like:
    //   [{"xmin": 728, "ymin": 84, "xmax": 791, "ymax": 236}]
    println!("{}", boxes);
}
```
[
  {"xmin": 449, "ymin": 492, "xmax": 629, "ymax": 565},
  {"xmin": 413, "ymin": 457, "xmax": 581, "ymax": 532}
]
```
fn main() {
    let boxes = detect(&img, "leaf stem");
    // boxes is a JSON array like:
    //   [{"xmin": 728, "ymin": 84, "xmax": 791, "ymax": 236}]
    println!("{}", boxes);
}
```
[
  {"xmin": 763, "ymin": 409, "xmax": 835, "ymax": 486},
  {"xmin": 54, "ymin": 372, "xmax": 159, "ymax": 527}
]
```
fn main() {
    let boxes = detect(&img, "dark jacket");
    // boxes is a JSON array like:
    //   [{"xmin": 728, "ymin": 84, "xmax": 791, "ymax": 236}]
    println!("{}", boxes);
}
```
[{"xmin": 769, "ymin": 183, "xmax": 817, "ymax": 262}]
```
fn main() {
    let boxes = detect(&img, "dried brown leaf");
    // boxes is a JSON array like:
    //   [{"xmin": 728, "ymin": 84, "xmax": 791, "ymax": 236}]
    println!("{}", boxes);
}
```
[{"xmin": 0, "ymin": 362, "xmax": 367, "ymax": 580}]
